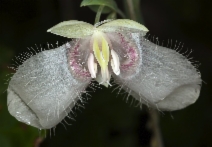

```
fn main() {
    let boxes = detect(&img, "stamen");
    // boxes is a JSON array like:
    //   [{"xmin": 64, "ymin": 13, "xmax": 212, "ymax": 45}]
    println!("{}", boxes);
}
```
[
  {"xmin": 87, "ymin": 53, "xmax": 97, "ymax": 78},
  {"xmin": 111, "ymin": 49, "xmax": 120, "ymax": 75}
]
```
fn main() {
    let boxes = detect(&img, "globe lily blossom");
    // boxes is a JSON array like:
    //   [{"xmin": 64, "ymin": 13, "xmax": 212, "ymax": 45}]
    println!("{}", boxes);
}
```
[
  {"xmin": 47, "ymin": 19, "xmax": 149, "ymax": 87},
  {"xmin": 7, "ymin": 19, "xmax": 201, "ymax": 129}
]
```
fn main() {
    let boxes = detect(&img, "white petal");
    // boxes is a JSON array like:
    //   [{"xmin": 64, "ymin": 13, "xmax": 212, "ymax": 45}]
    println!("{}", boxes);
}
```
[
  {"xmin": 8, "ymin": 45, "xmax": 90, "ymax": 129},
  {"xmin": 155, "ymin": 84, "xmax": 201, "ymax": 110},
  {"xmin": 47, "ymin": 20, "xmax": 95, "ymax": 38},
  {"xmin": 113, "ymin": 35, "xmax": 201, "ymax": 111}
]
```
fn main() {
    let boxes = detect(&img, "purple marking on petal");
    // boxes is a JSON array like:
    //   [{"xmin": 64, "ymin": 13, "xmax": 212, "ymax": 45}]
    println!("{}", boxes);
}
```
[
  {"xmin": 117, "ymin": 33, "xmax": 139, "ymax": 70},
  {"xmin": 67, "ymin": 40, "xmax": 91, "ymax": 79}
]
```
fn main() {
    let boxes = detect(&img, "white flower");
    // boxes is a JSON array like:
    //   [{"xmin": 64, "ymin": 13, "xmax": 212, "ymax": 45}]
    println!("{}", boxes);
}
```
[{"xmin": 7, "ymin": 19, "xmax": 201, "ymax": 129}]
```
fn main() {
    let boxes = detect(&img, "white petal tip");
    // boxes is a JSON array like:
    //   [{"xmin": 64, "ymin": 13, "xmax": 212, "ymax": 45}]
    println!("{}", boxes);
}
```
[{"xmin": 114, "ymin": 70, "xmax": 120, "ymax": 75}]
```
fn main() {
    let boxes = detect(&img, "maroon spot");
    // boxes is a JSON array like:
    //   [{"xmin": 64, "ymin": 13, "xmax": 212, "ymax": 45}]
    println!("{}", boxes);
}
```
[
  {"xmin": 118, "ymin": 33, "xmax": 139, "ymax": 70},
  {"xmin": 68, "ymin": 41, "xmax": 91, "ymax": 79}
]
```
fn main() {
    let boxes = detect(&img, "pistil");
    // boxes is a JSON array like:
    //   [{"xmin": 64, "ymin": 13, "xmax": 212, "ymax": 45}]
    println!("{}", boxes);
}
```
[{"xmin": 88, "ymin": 31, "xmax": 120, "ymax": 86}]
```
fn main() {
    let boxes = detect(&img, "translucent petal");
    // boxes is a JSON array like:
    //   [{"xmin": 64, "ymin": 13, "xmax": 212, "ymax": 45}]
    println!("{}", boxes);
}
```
[
  {"xmin": 68, "ymin": 38, "xmax": 92, "ymax": 79},
  {"xmin": 112, "ymin": 33, "xmax": 201, "ymax": 111},
  {"xmin": 155, "ymin": 84, "xmax": 200, "ymax": 110},
  {"xmin": 98, "ymin": 19, "xmax": 149, "ymax": 36},
  {"xmin": 7, "ymin": 45, "xmax": 90, "ymax": 129},
  {"xmin": 47, "ymin": 20, "xmax": 95, "ymax": 38},
  {"xmin": 105, "ymin": 32, "xmax": 141, "ymax": 77}
]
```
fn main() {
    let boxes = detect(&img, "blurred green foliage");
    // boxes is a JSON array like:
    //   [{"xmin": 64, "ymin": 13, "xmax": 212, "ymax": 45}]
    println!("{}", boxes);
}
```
[{"xmin": 81, "ymin": 0, "xmax": 118, "ymax": 14}]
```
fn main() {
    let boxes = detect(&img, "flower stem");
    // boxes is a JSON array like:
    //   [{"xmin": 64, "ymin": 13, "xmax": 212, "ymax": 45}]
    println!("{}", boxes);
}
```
[
  {"xmin": 94, "ymin": 5, "xmax": 105, "ymax": 24},
  {"xmin": 148, "ymin": 110, "xmax": 164, "ymax": 147},
  {"xmin": 125, "ymin": 0, "xmax": 164, "ymax": 146},
  {"xmin": 125, "ymin": 0, "xmax": 144, "ymax": 24},
  {"xmin": 126, "ymin": 0, "xmax": 136, "ymax": 21}
]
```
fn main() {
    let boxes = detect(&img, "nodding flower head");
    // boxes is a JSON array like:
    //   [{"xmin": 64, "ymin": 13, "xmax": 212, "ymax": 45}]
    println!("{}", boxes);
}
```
[
  {"xmin": 47, "ymin": 19, "xmax": 149, "ymax": 87},
  {"xmin": 7, "ymin": 19, "xmax": 201, "ymax": 129}
]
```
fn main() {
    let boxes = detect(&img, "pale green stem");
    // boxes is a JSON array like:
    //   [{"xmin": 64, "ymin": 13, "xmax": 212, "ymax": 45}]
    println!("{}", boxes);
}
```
[
  {"xmin": 126, "ymin": 0, "xmax": 136, "ymax": 21},
  {"xmin": 148, "ymin": 110, "xmax": 164, "ymax": 147},
  {"xmin": 125, "ymin": 0, "xmax": 144, "ymax": 24},
  {"xmin": 94, "ymin": 5, "xmax": 105, "ymax": 24},
  {"xmin": 126, "ymin": 0, "xmax": 164, "ymax": 147},
  {"xmin": 117, "ymin": 9, "xmax": 126, "ymax": 19}
]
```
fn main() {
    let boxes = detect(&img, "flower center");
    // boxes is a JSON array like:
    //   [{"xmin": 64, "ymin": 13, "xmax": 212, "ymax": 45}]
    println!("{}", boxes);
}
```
[{"xmin": 87, "ymin": 31, "xmax": 120, "ymax": 87}]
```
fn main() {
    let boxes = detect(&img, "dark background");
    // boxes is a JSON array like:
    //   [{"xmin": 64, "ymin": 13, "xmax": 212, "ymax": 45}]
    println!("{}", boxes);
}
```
[{"xmin": 0, "ymin": 0, "xmax": 212, "ymax": 147}]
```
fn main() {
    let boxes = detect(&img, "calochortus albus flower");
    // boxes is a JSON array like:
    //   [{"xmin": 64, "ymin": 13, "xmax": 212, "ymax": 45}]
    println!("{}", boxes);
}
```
[{"xmin": 7, "ymin": 19, "xmax": 201, "ymax": 129}]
